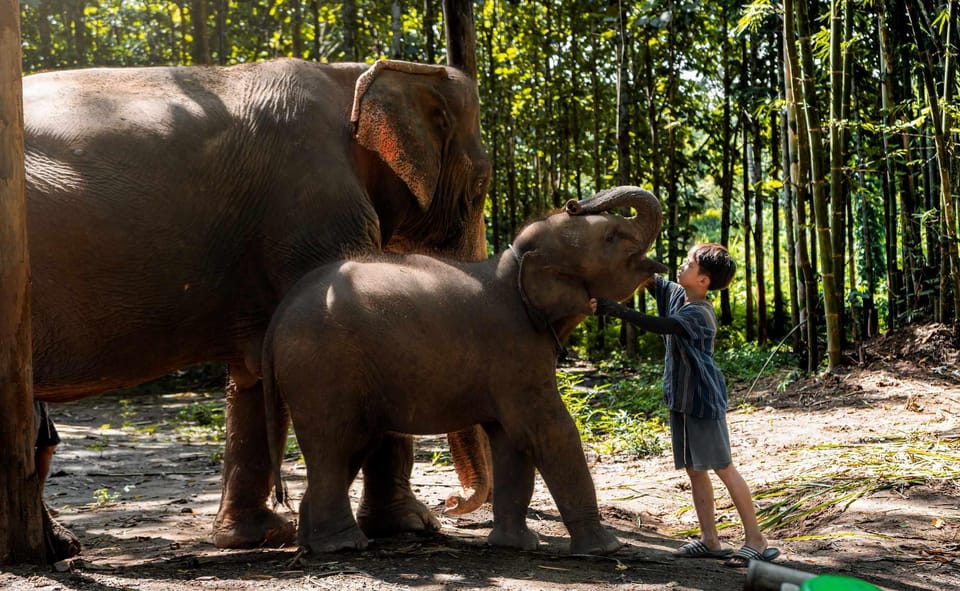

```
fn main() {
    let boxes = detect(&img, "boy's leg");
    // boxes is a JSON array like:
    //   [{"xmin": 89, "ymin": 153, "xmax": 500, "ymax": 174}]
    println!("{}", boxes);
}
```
[
  {"xmin": 714, "ymin": 463, "xmax": 767, "ymax": 551},
  {"xmin": 671, "ymin": 411, "xmax": 725, "ymax": 553},
  {"xmin": 685, "ymin": 467, "xmax": 723, "ymax": 551}
]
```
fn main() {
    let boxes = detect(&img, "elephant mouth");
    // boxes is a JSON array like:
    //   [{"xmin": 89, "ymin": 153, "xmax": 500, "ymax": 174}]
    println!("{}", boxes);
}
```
[{"xmin": 639, "ymin": 255, "xmax": 668, "ymax": 275}]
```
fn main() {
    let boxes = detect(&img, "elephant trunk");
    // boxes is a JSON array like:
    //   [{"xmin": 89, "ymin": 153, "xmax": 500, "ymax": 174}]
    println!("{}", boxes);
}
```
[
  {"xmin": 443, "ymin": 425, "xmax": 493, "ymax": 515},
  {"xmin": 565, "ymin": 185, "xmax": 662, "ymax": 251}
]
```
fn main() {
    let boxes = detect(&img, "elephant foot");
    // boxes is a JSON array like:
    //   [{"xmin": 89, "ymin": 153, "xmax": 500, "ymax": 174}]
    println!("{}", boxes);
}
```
[
  {"xmin": 488, "ymin": 524, "xmax": 540, "ymax": 551},
  {"xmin": 356, "ymin": 493, "xmax": 440, "ymax": 537},
  {"xmin": 301, "ymin": 525, "xmax": 369, "ymax": 554},
  {"xmin": 43, "ymin": 507, "xmax": 82, "ymax": 560},
  {"xmin": 212, "ymin": 507, "xmax": 297, "ymax": 549},
  {"xmin": 568, "ymin": 526, "xmax": 623, "ymax": 556}
]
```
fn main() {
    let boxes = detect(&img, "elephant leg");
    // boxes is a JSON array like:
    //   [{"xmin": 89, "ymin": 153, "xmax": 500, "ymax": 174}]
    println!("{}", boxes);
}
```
[
  {"xmin": 444, "ymin": 425, "xmax": 493, "ymax": 515},
  {"xmin": 296, "ymin": 436, "xmax": 369, "ymax": 553},
  {"xmin": 484, "ymin": 423, "xmax": 539, "ymax": 551},
  {"xmin": 355, "ymin": 433, "xmax": 440, "ymax": 537},
  {"xmin": 36, "ymin": 443, "xmax": 81, "ymax": 560},
  {"xmin": 527, "ymin": 405, "xmax": 622, "ymax": 556},
  {"xmin": 212, "ymin": 363, "xmax": 296, "ymax": 548}
]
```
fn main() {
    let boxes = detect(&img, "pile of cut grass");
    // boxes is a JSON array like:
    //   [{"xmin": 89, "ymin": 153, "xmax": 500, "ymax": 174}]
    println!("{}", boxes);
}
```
[{"xmin": 677, "ymin": 433, "xmax": 960, "ymax": 539}]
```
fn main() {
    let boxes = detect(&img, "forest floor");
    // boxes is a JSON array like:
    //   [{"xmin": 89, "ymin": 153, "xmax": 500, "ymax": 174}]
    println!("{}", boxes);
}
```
[{"xmin": 2, "ymin": 323, "xmax": 959, "ymax": 591}]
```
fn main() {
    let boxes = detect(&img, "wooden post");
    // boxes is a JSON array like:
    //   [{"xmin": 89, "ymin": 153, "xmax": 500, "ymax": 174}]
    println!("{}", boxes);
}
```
[{"xmin": 0, "ymin": 0, "xmax": 47, "ymax": 564}]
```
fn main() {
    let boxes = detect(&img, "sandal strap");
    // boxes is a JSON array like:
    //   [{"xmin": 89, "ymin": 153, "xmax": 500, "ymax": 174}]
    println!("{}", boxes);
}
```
[
  {"xmin": 733, "ymin": 545, "xmax": 763, "ymax": 561},
  {"xmin": 682, "ymin": 540, "xmax": 709, "ymax": 553}
]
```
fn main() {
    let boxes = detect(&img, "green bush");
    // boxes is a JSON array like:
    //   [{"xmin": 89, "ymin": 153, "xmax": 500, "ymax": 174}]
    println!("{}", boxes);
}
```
[{"xmin": 557, "ymin": 370, "xmax": 666, "ymax": 459}]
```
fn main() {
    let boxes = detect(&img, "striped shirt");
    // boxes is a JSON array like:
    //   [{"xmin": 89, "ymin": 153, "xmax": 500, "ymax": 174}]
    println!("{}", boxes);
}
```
[{"xmin": 653, "ymin": 276, "xmax": 728, "ymax": 419}]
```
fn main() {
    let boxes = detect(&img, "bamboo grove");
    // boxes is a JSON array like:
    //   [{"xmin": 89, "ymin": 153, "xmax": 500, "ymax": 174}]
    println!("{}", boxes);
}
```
[{"xmin": 17, "ymin": 0, "xmax": 960, "ymax": 372}]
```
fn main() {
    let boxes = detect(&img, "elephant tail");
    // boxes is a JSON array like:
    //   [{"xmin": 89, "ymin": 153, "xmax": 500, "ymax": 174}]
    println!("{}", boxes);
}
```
[{"xmin": 262, "ymin": 344, "xmax": 291, "ymax": 510}]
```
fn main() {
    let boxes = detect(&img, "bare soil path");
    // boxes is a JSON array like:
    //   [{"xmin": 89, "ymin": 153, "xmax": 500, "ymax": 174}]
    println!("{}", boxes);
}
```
[{"xmin": 2, "ymin": 323, "xmax": 959, "ymax": 590}]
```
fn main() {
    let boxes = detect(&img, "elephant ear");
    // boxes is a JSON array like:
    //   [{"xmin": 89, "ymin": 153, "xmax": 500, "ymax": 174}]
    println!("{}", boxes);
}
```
[
  {"xmin": 518, "ymin": 251, "xmax": 593, "ymax": 323},
  {"xmin": 352, "ymin": 60, "xmax": 450, "ymax": 209}
]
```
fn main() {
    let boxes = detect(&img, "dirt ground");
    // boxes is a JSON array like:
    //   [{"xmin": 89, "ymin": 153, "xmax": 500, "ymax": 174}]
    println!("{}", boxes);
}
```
[{"xmin": 2, "ymin": 323, "xmax": 959, "ymax": 591}]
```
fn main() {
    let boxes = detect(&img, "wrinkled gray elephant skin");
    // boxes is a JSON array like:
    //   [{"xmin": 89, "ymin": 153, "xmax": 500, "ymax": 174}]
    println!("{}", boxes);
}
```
[
  {"xmin": 23, "ymin": 57, "xmax": 491, "ymax": 558},
  {"xmin": 263, "ymin": 186, "xmax": 667, "ymax": 555}
]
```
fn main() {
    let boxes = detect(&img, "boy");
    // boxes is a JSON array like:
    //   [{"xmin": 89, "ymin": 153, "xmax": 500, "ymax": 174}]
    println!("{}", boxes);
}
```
[{"xmin": 590, "ymin": 243, "xmax": 778, "ymax": 568}]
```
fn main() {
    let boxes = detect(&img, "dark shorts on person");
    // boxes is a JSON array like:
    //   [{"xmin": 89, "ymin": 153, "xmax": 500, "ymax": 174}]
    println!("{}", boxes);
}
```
[
  {"xmin": 669, "ymin": 410, "xmax": 731, "ymax": 471},
  {"xmin": 34, "ymin": 400, "xmax": 61, "ymax": 448}
]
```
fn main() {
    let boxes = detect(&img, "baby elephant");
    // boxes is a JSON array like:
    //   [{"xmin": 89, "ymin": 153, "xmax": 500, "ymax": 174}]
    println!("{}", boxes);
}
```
[{"xmin": 263, "ymin": 186, "xmax": 666, "ymax": 555}]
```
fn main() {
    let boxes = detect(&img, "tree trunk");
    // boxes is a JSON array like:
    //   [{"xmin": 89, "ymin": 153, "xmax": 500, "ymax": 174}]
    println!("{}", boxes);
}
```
[
  {"xmin": 442, "ymin": 0, "xmax": 476, "ymax": 79},
  {"xmin": 795, "ymin": 0, "xmax": 841, "ymax": 369},
  {"xmin": 741, "ymin": 40, "xmax": 755, "ymax": 342},
  {"xmin": 753, "ymin": 112, "xmax": 767, "ymax": 345},
  {"xmin": 342, "ymin": 0, "xmax": 357, "ymax": 61},
  {"xmin": 481, "ymin": 8, "xmax": 499, "ymax": 249},
  {"xmin": 191, "ymin": 0, "xmax": 210, "ymax": 64},
  {"xmin": 390, "ymin": 1, "xmax": 402, "ymax": 59},
  {"xmin": 743, "ymin": 116, "xmax": 754, "ymax": 343},
  {"xmin": 424, "ymin": 0, "xmax": 436, "ymax": 62},
  {"xmin": 829, "ymin": 0, "xmax": 849, "ymax": 337},
  {"xmin": 291, "ymin": 0, "xmax": 303, "ymax": 59},
  {"xmin": 0, "ymin": 0, "xmax": 47, "ymax": 564},
  {"xmin": 877, "ymin": 0, "xmax": 900, "ymax": 327},
  {"xmin": 907, "ymin": 0, "xmax": 959, "ymax": 320},
  {"xmin": 784, "ymin": 0, "xmax": 818, "ymax": 370},
  {"xmin": 615, "ymin": 2, "xmax": 638, "ymax": 357},
  {"xmin": 71, "ymin": 0, "xmax": 86, "ymax": 65},
  {"xmin": 37, "ymin": 0, "xmax": 52, "ymax": 67},
  {"xmin": 215, "ymin": 0, "xmax": 226, "ymax": 65},
  {"xmin": 719, "ymin": 6, "xmax": 735, "ymax": 326}
]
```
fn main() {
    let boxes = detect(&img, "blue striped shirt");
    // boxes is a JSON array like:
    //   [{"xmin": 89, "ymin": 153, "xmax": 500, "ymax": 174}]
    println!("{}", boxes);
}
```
[{"xmin": 653, "ymin": 276, "xmax": 728, "ymax": 419}]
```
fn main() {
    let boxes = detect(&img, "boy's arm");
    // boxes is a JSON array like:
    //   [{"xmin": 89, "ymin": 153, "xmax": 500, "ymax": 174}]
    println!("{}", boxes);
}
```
[{"xmin": 592, "ymin": 297, "xmax": 686, "ymax": 335}]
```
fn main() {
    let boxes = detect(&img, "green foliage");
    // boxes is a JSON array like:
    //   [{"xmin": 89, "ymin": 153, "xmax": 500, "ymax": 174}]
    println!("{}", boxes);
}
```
[
  {"xmin": 119, "ymin": 399, "xmax": 136, "ymax": 429},
  {"xmin": 557, "ymin": 370, "xmax": 666, "ymax": 460},
  {"xmin": 177, "ymin": 400, "xmax": 223, "ymax": 427},
  {"xmin": 85, "ymin": 433, "xmax": 109, "ymax": 454},
  {"xmin": 714, "ymin": 332, "xmax": 792, "ymax": 383},
  {"xmin": 431, "ymin": 449, "xmax": 452, "ymax": 467},
  {"xmin": 91, "ymin": 487, "xmax": 120, "ymax": 506},
  {"xmin": 174, "ymin": 400, "xmax": 225, "ymax": 442}
]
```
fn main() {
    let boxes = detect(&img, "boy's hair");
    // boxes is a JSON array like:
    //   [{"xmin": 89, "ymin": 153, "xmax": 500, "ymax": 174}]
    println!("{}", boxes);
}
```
[{"xmin": 689, "ymin": 243, "xmax": 736, "ymax": 291}]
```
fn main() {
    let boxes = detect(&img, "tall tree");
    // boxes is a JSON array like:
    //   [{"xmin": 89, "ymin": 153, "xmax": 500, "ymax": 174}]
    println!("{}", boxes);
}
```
[
  {"xmin": 829, "ymin": 0, "xmax": 849, "ymax": 332},
  {"xmin": 342, "ymin": 0, "xmax": 357, "ymax": 60},
  {"xmin": 423, "ymin": 0, "xmax": 436, "ymax": 62},
  {"xmin": 795, "ymin": 0, "xmax": 842, "ymax": 369},
  {"xmin": 191, "ymin": 0, "xmax": 210, "ymax": 64},
  {"xmin": 719, "ymin": 3, "xmax": 736, "ymax": 326},
  {"xmin": 907, "ymin": 0, "xmax": 959, "ymax": 320},
  {"xmin": 784, "ymin": 0, "xmax": 819, "ymax": 370},
  {"xmin": 0, "ymin": 0, "xmax": 47, "ymax": 564},
  {"xmin": 443, "ymin": 0, "xmax": 476, "ymax": 78}
]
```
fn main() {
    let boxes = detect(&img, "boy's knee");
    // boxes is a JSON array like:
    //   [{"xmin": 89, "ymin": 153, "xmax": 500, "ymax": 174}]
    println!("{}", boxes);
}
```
[{"xmin": 712, "ymin": 462, "xmax": 734, "ymax": 475}]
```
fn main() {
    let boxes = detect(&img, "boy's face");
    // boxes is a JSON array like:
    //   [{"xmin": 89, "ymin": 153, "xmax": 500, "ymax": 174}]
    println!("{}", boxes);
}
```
[{"xmin": 678, "ymin": 253, "xmax": 710, "ymax": 292}]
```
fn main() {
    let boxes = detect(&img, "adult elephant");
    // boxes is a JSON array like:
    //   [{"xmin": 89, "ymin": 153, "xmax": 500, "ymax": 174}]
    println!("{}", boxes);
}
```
[{"xmin": 23, "ymin": 57, "xmax": 492, "ymax": 557}]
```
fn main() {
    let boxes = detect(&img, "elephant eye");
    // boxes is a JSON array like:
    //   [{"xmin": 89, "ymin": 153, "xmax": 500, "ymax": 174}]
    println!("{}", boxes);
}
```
[{"xmin": 471, "ymin": 167, "xmax": 491, "ymax": 208}]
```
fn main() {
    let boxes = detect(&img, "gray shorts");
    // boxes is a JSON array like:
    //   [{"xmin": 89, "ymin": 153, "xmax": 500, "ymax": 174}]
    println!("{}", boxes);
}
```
[{"xmin": 670, "ymin": 410, "xmax": 731, "ymax": 471}]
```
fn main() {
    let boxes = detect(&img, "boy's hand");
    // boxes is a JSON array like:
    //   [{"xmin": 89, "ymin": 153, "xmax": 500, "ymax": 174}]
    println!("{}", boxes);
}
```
[{"xmin": 591, "ymin": 297, "xmax": 623, "ymax": 318}]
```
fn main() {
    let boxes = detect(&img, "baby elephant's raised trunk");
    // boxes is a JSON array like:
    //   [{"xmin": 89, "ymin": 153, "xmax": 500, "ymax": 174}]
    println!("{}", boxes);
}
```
[{"xmin": 565, "ymin": 185, "xmax": 662, "ymax": 252}]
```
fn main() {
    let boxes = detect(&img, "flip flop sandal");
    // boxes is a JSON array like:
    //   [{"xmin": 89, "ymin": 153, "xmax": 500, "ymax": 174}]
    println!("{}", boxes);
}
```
[
  {"xmin": 672, "ymin": 540, "xmax": 733, "ymax": 558},
  {"xmin": 724, "ymin": 545, "xmax": 781, "ymax": 568}
]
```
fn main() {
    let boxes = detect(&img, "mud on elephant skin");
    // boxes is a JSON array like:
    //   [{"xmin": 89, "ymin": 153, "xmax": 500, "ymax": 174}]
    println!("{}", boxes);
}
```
[
  {"xmin": 23, "ymin": 57, "xmax": 493, "ymax": 558},
  {"xmin": 263, "ymin": 186, "xmax": 667, "ymax": 556}
]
